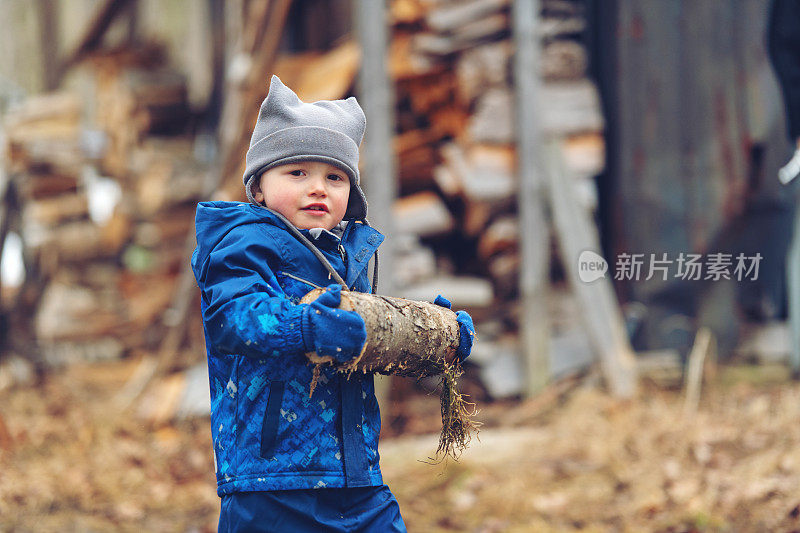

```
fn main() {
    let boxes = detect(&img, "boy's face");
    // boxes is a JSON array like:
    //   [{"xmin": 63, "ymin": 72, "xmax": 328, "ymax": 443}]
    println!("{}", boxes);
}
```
[{"xmin": 254, "ymin": 161, "xmax": 351, "ymax": 230}]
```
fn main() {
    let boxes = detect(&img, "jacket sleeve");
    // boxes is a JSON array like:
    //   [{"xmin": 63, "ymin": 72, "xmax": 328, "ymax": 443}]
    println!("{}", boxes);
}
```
[{"xmin": 198, "ymin": 224, "xmax": 307, "ymax": 359}]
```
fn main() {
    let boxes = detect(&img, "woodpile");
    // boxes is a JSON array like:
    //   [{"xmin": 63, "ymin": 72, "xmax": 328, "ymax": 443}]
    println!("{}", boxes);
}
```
[
  {"xmin": 1, "ymin": 0, "xmax": 607, "ymax": 399},
  {"xmin": 384, "ymin": 0, "xmax": 604, "ymax": 321},
  {"xmin": 2, "ymin": 46, "xmax": 206, "ymax": 366}
]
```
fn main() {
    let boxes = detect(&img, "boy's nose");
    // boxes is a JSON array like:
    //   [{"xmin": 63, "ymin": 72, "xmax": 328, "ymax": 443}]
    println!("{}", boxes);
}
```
[{"xmin": 307, "ymin": 174, "xmax": 328, "ymax": 195}]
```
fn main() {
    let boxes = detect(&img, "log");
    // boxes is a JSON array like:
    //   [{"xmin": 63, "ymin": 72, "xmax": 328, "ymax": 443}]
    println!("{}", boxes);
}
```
[
  {"xmin": 300, "ymin": 289, "xmax": 461, "ymax": 372},
  {"xmin": 542, "ymin": 40, "xmax": 587, "ymax": 81},
  {"xmin": 412, "ymin": 13, "xmax": 509, "ymax": 56},
  {"xmin": 34, "ymin": 214, "xmax": 130, "ymax": 263},
  {"xmin": 393, "ymin": 191, "xmax": 454, "ymax": 237},
  {"xmin": 539, "ymin": 15, "xmax": 586, "ymax": 39},
  {"xmin": 487, "ymin": 252, "xmax": 520, "ymax": 298},
  {"xmin": 389, "ymin": 34, "xmax": 436, "ymax": 80},
  {"xmin": 468, "ymin": 81, "xmax": 604, "ymax": 142},
  {"xmin": 393, "ymin": 234, "xmax": 437, "ymax": 286},
  {"xmin": 390, "ymin": 0, "xmax": 428, "ymax": 25},
  {"xmin": 402, "ymin": 72, "xmax": 458, "ymax": 116},
  {"xmin": 273, "ymin": 40, "xmax": 360, "ymax": 103},
  {"xmin": 21, "ymin": 172, "xmax": 80, "ymax": 199},
  {"xmin": 3, "ymin": 92, "xmax": 82, "ymax": 143},
  {"xmin": 440, "ymin": 142, "xmax": 516, "ymax": 202},
  {"xmin": 455, "ymin": 41, "xmax": 511, "ymax": 105},
  {"xmin": 400, "ymin": 275, "xmax": 495, "ymax": 308},
  {"xmin": 478, "ymin": 215, "xmax": 518, "ymax": 259},
  {"xmin": 395, "ymin": 145, "xmax": 438, "ymax": 189},
  {"xmin": 300, "ymin": 288, "xmax": 479, "ymax": 460},
  {"xmin": 425, "ymin": 0, "xmax": 509, "ymax": 34},
  {"xmin": 561, "ymin": 132, "xmax": 605, "ymax": 178},
  {"xmin": 428, "ymin": 105, "xmax": 470, "ymax": 139},
  {"xmin": 394, "ymin": 129, "xmax": 439, "ymax": 157},
  {"xmin": 23, "ymin": 192, "xmax": 89, "ymax": 227}
]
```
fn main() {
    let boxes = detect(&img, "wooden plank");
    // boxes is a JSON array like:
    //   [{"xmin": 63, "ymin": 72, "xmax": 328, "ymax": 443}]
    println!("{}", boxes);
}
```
[
  {"xmin": 512, "ymin": 0, "xmax": 550, "ymax": 396},
  {"xmin": 544, "ymin": 138, "xmax": 637, "ymax": 397},
  {"xmin": 356, "ymin": 0, "xmax": 398, "ymax": 432},
  {"xmin": 356, "ymin": 0, "xmax": 397, "ymax": 287},
  {"xmin": 36, "ymin": 0, "xmax": 60, "ymax": 91}
]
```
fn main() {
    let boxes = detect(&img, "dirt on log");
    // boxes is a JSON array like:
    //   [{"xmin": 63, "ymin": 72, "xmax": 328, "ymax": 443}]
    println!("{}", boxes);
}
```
[{"xmin": 300, "ymin": 288, "xmax": 479, "ymax": 460}]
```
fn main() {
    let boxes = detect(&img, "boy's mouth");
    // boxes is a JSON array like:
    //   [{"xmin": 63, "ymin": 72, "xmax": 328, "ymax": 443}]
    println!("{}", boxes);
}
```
[{"xmin": 302, "ymin": 203, "xmax": 329, "ymax": 213}]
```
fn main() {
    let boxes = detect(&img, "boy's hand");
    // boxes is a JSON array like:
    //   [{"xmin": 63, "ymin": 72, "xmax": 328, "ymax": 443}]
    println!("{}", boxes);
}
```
[
  {"xmin": 433, "ymin": 295, "xmax": 475, "ymax": 363},
  {"xmin": 302, "ymin": 284, "xmax": 367, "ymax": 363}
]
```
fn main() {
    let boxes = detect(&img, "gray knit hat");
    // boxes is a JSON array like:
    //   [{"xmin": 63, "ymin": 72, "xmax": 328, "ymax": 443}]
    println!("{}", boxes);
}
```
[{"xmin": 243, "ymin": 75, "xmax": 368, "ymax": 220}]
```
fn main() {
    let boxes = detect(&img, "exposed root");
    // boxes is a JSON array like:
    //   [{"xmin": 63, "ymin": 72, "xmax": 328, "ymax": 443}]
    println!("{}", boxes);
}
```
[{"xmin": 425, "ymin": 363, "xmax": 481, "ymax": 464}]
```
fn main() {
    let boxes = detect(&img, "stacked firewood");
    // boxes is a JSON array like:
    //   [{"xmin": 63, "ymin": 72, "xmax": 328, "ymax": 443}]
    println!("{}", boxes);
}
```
[
  {"xmin": 388, "ymin": 0, "xmax": 604, "ymax": 309},
  {"xmin": 3, "ymin": 1, "xmax": 603, "ymax": 382},
  {"xmin": 2, "ymin": 46, "xmax": 205, "ymax": 365}
]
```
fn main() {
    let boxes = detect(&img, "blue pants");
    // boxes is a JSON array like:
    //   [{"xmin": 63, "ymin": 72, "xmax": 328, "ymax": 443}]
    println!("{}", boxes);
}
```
[{"xmin": 218, "ymin": 485, "xmax": 407, "ymax": 532}]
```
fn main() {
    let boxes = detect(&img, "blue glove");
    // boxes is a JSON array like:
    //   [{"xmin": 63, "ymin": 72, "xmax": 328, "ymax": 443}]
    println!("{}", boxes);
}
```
[
  {"xmin": 302, "ymin": 284, "xmax": 367, "ymax": 363},
  {"xmin": 434, "ymin": 295, "xmax": 475, "ymax": 363}
]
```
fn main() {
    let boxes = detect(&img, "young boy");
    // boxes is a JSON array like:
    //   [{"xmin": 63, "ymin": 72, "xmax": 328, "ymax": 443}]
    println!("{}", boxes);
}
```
[{"xmin": 191, "ymin": 76, "xmax": 473, "ymax": 532}]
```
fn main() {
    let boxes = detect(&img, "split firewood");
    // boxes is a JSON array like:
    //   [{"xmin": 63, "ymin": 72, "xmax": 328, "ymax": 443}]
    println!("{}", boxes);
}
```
[
  {"xmin": 414, "ymin": 13, "xmax": 509, "ymax": 56},
  {"xmin": 389, "ymin": 35, "xmax": 436, "ymax": 80},
  {"xmin": 21, "ymin": 172, "xmax": 80, "ymax": 200},
  {"xmin": 393, "ymin": 192, "xmax": 454, "ymax": 237},
  {"xmin": 24, "ymin": 192, "xmax": 89, "ymax": 227},
  {"xmin": 273, "ymin": 40, "xmax": 360, "ymax": 103},
  {"xmin": 425, "ymin": 0, "xmax": 509, "ymax": 34},
  {"xmin": 390, "ymin": 0, "xmax": 428, "ymax": 25},
  {"xmin": 478, "ymin": 215, "xmax": 518, "ymax": 260},
  {"xmin": 300, "ymin": 288, "xmax": 479, "ymax": 461},
  {"xmin": 468, "ymin": 81, "xmax": 604, "ymax": 142}
]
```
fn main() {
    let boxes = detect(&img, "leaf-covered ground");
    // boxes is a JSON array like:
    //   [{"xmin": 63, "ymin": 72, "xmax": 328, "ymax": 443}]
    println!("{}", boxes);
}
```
[{"xmin": 1, "ymin": 359, "xmax": 799, "ymax": 532}]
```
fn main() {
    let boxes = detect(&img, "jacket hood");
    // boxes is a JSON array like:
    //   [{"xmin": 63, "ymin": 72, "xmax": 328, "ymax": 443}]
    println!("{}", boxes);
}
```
[
  {"xmin": 192, "ymin": 200, "xmax": 384, "ymax": 291},
  {"xmin": 192, "ymin": 201, "xmax": 280, "ymax": 282}
]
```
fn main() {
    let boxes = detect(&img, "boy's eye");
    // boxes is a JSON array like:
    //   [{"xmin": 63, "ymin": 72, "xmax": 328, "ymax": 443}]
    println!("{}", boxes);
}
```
[
  {"xmin": 328, "ymin": 174, "xmax": 344, "ymax": 181},
  {"xmin": 289, "ymin": 170, "xmax": 304, "ymax": 176}
]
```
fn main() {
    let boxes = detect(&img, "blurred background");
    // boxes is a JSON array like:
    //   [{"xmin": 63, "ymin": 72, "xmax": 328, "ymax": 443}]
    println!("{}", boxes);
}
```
[{"xmin": 2, "ymin": 0, "xmax": 800, "ymax": 531}]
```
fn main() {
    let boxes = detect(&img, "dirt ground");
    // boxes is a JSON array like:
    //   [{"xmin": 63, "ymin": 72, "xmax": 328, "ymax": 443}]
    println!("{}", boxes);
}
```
[{"xmin": 2, "ymin": 358, "xmax": 800, "ymax": 532}]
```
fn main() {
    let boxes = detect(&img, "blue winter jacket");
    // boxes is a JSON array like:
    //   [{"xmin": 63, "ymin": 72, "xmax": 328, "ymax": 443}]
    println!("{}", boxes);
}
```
[{"xmin": 191, "ymin": 201, "xmax": 385, "ymax": 495}]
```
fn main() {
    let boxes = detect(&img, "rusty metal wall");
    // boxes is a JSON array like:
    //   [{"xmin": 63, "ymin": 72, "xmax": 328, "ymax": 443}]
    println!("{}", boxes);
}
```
[{"xmin": 593, "ymin": 0, "xmax": 794, "ymax": 352}]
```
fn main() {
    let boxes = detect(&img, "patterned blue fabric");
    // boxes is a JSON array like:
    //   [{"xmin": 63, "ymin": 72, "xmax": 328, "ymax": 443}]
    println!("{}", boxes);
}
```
[{"xmin": 191, "ymin": 201, "xmax": 385, "ymax": 495}]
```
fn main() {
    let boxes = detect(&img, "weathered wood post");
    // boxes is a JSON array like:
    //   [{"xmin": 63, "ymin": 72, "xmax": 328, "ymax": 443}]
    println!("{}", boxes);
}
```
[
  {"xmin": 543, "ymin": 140, "xmax": 638, "ymax": 397},
  {"xmin": 512, "ymin": 0, "xmax": 551, "ymax": 395},
  {"xmin": 355, "ymin": 0, "xmax": 397, "ymax": 424}
]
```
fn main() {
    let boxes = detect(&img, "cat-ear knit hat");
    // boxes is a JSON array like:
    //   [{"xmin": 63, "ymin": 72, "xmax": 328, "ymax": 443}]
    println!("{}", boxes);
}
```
[{"xmin": 243, "ymin": 75, "xmax": 368, "ymax": 220}]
